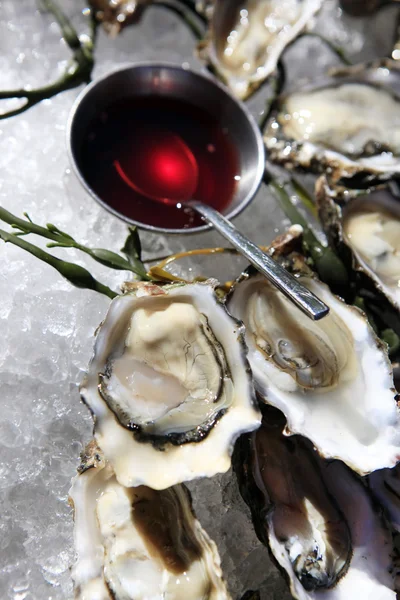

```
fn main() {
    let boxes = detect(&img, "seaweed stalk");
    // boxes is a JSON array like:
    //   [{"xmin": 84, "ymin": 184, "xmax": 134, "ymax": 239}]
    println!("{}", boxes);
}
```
[
  {"xmin": 0, "ymin": 0, "xmax": 97, "ymax": 120},
  {"xmin": 0, "ymin": 207, "xmax": 149, "ymax": 280},
  {"xmin": 0, "ymin": 228, "xmax": 117, "ymax": 299}
]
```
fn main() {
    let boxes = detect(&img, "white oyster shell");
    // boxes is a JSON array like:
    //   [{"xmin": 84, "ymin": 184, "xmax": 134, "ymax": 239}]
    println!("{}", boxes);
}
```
[
  {"xmin": 317, "ymin": 177, "xmax": 400, "ymax": 312},
  {"xmin": 199, "ymin": 0, "xmax": 323, "ymax": 100},
  {"xmin": 228, "ymin": 273, "xmax": 400, "ymax": 474},
  {"xmin": 344, "ymin": 200, "xmax": 400, "ymax": 306},
  {"xmin": 81, "ymin": 281, "xmax": 260, "ymax": 489},
  {"xmin": 69, "ymin": 443, "xmax": 231, "ymax": 600},
  {"xmin": 264, "ymin": 74, "xmax": 400, "ymax": 183},
  {"xmin": 273, "ymin": 460, "xmax": 396, "ymax": 599}
]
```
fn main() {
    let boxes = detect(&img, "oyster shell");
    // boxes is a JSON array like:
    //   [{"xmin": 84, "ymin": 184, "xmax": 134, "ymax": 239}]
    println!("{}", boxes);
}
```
[
  {"xmin": 235, "ymin": 408, "xmax": 396, "ymax": 600},
  {"xmin": 263, "ymin": 61, "xmax": 400, "ymax": 185},
  {"xmin": 198, "ymin": 0, "xmax": 323, "ymax": 100},
  {"xmin": 80, "ymin": 281, "xmax": 260, "ymax": 489},
  {"xmin": 227, "ymin": 254, "xmax": 400, "ymax": 475},
  {"xmin": 235, "ymin": 408, "xmax": 352, "ymax": 593},
  {"xmin": 316, "ymin": 175, "xmax": 400, "ymax": 312},
  {"xmin": 70, "ymin": 442, "xmax": 231, "ymax": 600}
]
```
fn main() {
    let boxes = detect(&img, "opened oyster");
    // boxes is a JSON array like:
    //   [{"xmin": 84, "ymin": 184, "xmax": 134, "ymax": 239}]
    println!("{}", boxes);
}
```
[
  {"xmin": 317, "ymin": 176, "xmax": 400, "ymax": 312},
  {"xmin": 80, "ymin": 281, "xmax": 260, "ymax": 489},
  {"xmin": 227, "ymin": 253, "xmax": 400, "ymax": 474},
  {"xmin": 198, "ymin": 0, "xmax": 323, "ymax": 100},
  {"xmin": 70, "ymin": 442, "xmax": 231, "ymax": 600},
  {"xmin": 235, "ymin": 408, "xmax": 396, "ymax": 600},
  {"xmin": 263, "ymin": 62, "xmax": 400, "ymax": 185}
]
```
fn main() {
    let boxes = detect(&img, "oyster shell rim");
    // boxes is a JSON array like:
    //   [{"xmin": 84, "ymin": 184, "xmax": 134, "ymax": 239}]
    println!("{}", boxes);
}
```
[
  {"xmin": 80, "ymin": 280, "xmax": 261, "ymax": 489},
  {"xmin": 263, "ymin": 59, "xmax": 400, "ymax": 186},
  {"xmin": 227, "ymin": 254, "xmax": 400, "ymax": 476},
  {"xmin": 316, "ymin": 174, "xmax": 400, "ymax": 313}
]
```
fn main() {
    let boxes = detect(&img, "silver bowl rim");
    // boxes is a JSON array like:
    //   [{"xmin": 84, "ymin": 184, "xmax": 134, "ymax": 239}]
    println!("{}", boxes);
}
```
[{"xmin": 66, "ymin": 61, "xmax": 265, "ymax": 235}]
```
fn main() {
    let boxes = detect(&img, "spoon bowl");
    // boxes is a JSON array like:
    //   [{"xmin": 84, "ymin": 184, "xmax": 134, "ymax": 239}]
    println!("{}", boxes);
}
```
[{"xmin": 114, "ymin": 131, "xmax": 199, "ymax": 205}]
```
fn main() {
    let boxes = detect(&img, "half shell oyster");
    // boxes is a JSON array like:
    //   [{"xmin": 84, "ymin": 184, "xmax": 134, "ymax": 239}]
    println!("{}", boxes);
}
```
[
  {"xmin": 235, "ymin": 408, "xmax": 396, "ymax": 600},
  {"xmin": 227, "ymin": 253, "xmax": 400, "ymax": 474},
  {"xmin": 317, "ymin": 175, "xmax": 400, "ymax": 312},
  {"xmin": 198, "ymin": 0, "xmax": 323, "ymax": 100},
  {"xmin": 70, "ymin": 442, "xmax": 231, "ymax": 600},
  {"xmin": 263, "ymin": 61, "xmax": 400, "ymax": 185},
  {"xmin": 80, "ymin": 281, "xmax": 260, "ymax": 489}
]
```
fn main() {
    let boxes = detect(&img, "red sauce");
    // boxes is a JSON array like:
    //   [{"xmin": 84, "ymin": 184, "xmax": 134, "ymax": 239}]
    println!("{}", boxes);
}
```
[{"xmin": 78, "ymin": 96, "xmax": 240, "ymax": 230}]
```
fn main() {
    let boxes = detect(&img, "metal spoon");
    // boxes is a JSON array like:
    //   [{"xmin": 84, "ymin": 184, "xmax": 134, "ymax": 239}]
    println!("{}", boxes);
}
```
[{"xmin": 114, "ymin": 132, "xmax": 329, "ymax": 321}]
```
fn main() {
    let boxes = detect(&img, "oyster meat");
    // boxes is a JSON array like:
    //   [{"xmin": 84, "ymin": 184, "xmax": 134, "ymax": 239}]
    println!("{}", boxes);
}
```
[
  {"xmin": 80, "ymin": 281, "xmax": 260, "ymax": 489},
  {"xmin": 228, "ymin": 259, "xmax": 400, "ymax": 474},
  {"xmin": 70, "ymin": 442, "xmax": 231, "ymax": 600},
  {"xmin": 235, "ymin": 408, "xmax": 396, "ymax": 600},
  {"xmin": 264, "ymin": 63, "xmax": 400, "ymax": 184},
  {"xmin": 198, "ymin": 0, "xmax": 323, "ymax": 100},
  {"xmin": 317, "ymin": 176, "xmax": 400, "ymax": 311}
]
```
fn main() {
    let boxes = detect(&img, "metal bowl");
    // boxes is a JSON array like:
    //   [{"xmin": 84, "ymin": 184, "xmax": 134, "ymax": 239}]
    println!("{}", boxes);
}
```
[{"xmin": 67, "ymin": 63, "xmax": 265, "ymax": 234}]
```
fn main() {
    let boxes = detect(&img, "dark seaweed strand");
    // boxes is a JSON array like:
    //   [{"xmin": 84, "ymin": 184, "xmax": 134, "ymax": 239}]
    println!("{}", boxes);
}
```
[
  {"xmin": 0, "ymin": 0, "xmax": 96, "ymax": 120},
  {"xmin": 96, "ymin": 309, "xmax": 236, "ymax": 449}
]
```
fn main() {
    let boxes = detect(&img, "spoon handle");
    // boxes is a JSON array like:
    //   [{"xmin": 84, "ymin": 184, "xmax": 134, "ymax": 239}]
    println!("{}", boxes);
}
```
[{"xmin": 189, "ymin": 201, "xmax": 329, "ymax": 321}]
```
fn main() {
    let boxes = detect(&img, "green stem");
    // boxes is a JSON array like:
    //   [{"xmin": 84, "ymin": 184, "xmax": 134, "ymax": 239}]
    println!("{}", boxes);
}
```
[
  {"xmin": 0, "ymin": 228, "xmax": 117, "ymax": 299},
  {"xmin": 41, "ymin": 0, "xmax": 81, "ymax": 49},
  {"xmin": 290, "ymin": 177, "xmax": 318, "ymax": 217},
  {"xmin": 266, "ymin": 176, "xmax": 349, "ymax": 288},
  {"xmin": 0, "ymin": 1, "xmax": 96, "ymax": 120},
  {"xmin": 0, "ymin": 206, "xmax": 71, "ymax": 241},
  {"xmin": 268, "ymin": 178, "xmax": 316, "ymax": 241},
  {"xmin": 0, "ymin": 207, "xmax": 149, "ymax": 279}
]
